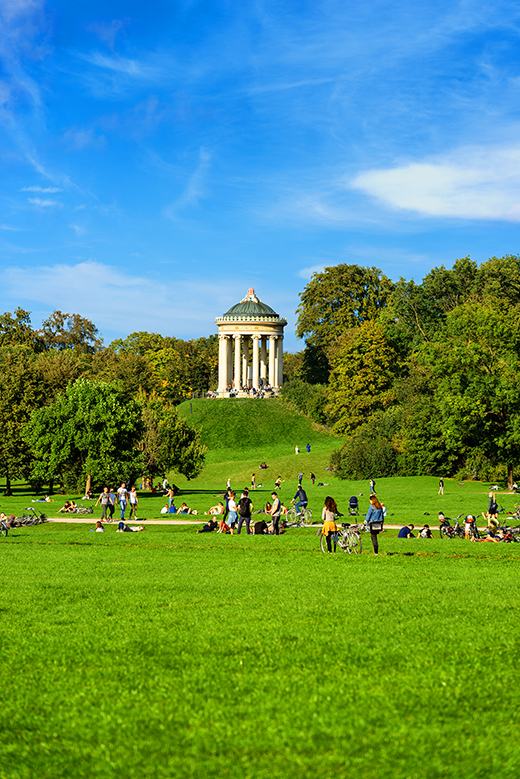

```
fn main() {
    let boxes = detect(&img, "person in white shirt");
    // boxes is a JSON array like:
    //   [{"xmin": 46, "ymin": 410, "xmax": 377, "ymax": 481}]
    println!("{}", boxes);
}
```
[{"xmin": 117, "ymin": 482, "xmax": 129, "ymax": 520}]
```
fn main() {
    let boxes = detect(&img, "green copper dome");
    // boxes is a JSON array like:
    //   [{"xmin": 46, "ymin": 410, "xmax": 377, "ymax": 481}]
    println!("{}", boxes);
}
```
[{"xmin": 223, "ymin": 288, "xmax": 279, "ymax": 318}]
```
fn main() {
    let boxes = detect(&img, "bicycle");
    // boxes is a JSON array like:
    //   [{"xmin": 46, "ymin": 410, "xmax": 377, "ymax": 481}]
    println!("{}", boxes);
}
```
[
  {"xmin": 16, "ymin": 507, "xmax": 48, "ymax": 526},
  {"xmin": 320, "ymin": 522, "xmax": 362, "ymax": 554},
  {"xmin": 438, "ymin": 515, "xmax": 464, "ymax": 539},
  {"xmin": 0, "ymin": 519, "xmax": 8, "ymax": 537},
  {"xmin": 286, "ymin": 505, "xmax": 313, "ymax": 527}
]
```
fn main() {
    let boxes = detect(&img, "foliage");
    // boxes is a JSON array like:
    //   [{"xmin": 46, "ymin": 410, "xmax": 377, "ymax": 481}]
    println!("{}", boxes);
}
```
[
  {"xmin": 330, "ymin": 409, "xmax": 399, "ymax": 480},
  {"xmin": 0, "ymin": 346, "xmax": 46, "ymax": 494},
  {"xmin": 296, "ymin": 263, "xmax": 394, "ymax": 350},
  {"xmin": 326, "ymin": 320, "xmax": 400, "ymax": 436},
  {"xmin": 24, "ymin": 378, "xmax": 144, "ymax": 493},
  {"xmin": 0, "ymin": 307, "xmax": 41, "ymax": 350},
  {"xmin": 39, "ymin": 310, "xmax": 103, "ymax": 353},
  {"xmin": 141, "ymin": 399, "xmax": 207, "ymax": 481},
  {"xmin": 279, "ymin": 378, "xmax": 327, "ymax": 424}
]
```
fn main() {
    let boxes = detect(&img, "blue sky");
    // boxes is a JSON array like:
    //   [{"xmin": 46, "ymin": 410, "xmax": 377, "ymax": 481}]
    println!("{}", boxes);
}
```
[{"xmin": 2, "ymin": 0, "xmax": 520, "ymax": 351}]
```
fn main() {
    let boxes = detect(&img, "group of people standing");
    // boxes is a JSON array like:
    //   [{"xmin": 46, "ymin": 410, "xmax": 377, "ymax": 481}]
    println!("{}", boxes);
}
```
[{"xmin": 95, "ymin": 483, "xmax": 139, "ymax": 522}]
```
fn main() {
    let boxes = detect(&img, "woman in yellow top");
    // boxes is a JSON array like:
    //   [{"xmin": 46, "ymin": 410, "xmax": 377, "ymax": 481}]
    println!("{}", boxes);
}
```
[{"xmin": 321, "ymin": 496, "xmax": 339, "ymax": 553}]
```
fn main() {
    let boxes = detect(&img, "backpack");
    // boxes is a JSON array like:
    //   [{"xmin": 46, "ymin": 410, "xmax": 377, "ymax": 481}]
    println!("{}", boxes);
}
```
[{"xmin": 238, "ymin": 497, "xmax": 251, "ymax": 516}]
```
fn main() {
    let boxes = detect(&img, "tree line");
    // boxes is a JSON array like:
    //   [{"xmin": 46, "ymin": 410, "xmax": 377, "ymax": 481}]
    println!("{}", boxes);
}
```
[
  {"xmin": 281, "ymin": 255, "xmax": 520, "ymax": 484},
  {"xmin": 0, "ymin": 310, "xmax": 215, "ymax": 495}
]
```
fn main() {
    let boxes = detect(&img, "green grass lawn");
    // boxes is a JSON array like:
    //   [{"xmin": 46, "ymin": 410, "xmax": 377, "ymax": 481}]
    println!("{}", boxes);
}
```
[{"xmin": 1, "ymin": 524, "xmax": 519, "ymax": 779}]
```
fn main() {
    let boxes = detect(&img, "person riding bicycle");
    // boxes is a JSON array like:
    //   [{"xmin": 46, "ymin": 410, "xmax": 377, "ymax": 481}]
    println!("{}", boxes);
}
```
[{"xmin": 292, "ymin": 486, "xmax": 308, "ymax": 516}]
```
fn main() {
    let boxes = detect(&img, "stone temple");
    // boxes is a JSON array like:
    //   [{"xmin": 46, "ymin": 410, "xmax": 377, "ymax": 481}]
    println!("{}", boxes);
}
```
[{"xmin": 215, "ymin": 288, "xmax": 287, "ymax": 396}]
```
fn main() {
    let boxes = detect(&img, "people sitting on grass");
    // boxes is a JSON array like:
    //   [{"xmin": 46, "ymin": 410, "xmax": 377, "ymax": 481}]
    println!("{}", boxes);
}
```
[
  {"xmin": 58, "ymin": 500, "xmax": 77, "ymax": 513},
  {"xmin": 419, "ymin": 524, "xmax": 433, "ymax": 538},
  {"xmin": 472, "ymin": 526, "xmax": 503, "ymax": 543},
  {"xmin": 116, "ymin": 522, "xmax": 145, "ymax": 532},
  {"xmin": 83, "ymin": 489, "xmax": 94, "ymax": 500},
  {"xmin": 398, "ymin": 524, "xmax": 415, "ymax": 538},
  {"xmin": 254, "ymin": 518, "xmax": 269, "ymax": 535},
  {"xmin": 205, "ymin": 502, "xmax": 225, "ymax": 516},
  {"xmin": 177, "ymin": 502, "xmax": 197, "ymax": 515},
  {"xmin": 259, "ymin": 462, "xmax": 268, "ymax": 470}
]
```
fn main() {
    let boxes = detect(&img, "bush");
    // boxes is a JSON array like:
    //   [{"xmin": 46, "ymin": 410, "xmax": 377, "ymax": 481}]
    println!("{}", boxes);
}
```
[
  {"xmin": 279, "ymin": 379, "xmax": 327, "ymax": 424},
  {"xmin": 331, "ymin": 424, "xmax": 398, "ymax": 480}
]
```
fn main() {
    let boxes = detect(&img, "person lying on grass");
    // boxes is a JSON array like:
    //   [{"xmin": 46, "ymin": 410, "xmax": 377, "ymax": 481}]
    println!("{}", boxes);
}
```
[
  {"xmin": 177, "ymin": 503, "xmax": 197, "ymax": 515},
  {"xmin": 32, "ymin": 495, "xmax": 54, "ymax": 503},
  {"xmin": 197, "ymin": 519, "xmax": 218, "ymax": 533},
  {"xmin": 58, "ymin": 500, "xmax": 77, "ymax": 513},
  {"xmin": 472, "ymin": 526, "xmax": 503, "ymax": 543},
  {"xmin": 116, "ymin": 522, "xmax": 145, "ymax": 532}
]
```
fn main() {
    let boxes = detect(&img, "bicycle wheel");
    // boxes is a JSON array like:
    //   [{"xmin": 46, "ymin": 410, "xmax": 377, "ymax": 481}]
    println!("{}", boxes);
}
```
[
  {"xmin": 439, "ymin": 525, "xmax": 450, "ymax": 539},
  {"xmin": 320, "ymin": 534, "xmax": 328, "ymax": 553},
  {"xmin": 286, "ymin": 508, "xmax": 298, "ymax": 525},
  {"xmin": 0, "ymin": 524, "xmax": 8, "ymax": 537},
  {"xmin": 341, "ymin": 530, "xmax": 361, "ymax": 554},
  {"xmin": 302, "ymin": 508, "xmax": 312, "ymax": 524}
]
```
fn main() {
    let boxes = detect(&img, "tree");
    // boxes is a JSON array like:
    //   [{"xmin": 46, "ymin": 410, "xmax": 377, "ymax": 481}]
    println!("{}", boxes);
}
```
[
  {"xmin": 296, "ymin": 264, "xmax": 394, "ymax": 347},
  {"xmin": 141, "ymin": 400, "xmax": 207, "ymax": 483},
  {"xmin": 39, "ymin": 311, "xmax": 103, "ymax": 353},
  {"xmin": 0, "ymin": 308, "xmax": 41, "ymax": 350},
  {"xmin": 0, "ymin": 346, "xmax": 45, "ymax": 494},
  {"xmin": 418, "ymin": 302, "xmax": 520, "ymax": 485},
  {"xmin": 325, "ymin": 320, "xmax": 400, "ymax": 436},
  {"xmin": 24, "ymin": 379, "xmax": 144, "ymax": 494}
]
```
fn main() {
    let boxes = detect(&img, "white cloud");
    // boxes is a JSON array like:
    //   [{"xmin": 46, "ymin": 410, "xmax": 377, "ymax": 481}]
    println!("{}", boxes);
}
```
[
  {"xmin": 27, "ymin": 197, "xmax": 61, "ymax": 207},
  {"xmin": 0, "ymin": 224, "xmax": 24, "ymax": 230},
  {"xmin": 69, "ymin": 224, "xmax": 85, "ymax": 236},
  {"xmin": 351, "ymin": 146, "xmax": 520, "ymax": 221},
  {"xmin": 21, "ymin": 185, "xmax": 62, "ymax": 192},
  {"xmin": 78, "ymin": 51, "xmax": 157, "ymax": 78}
]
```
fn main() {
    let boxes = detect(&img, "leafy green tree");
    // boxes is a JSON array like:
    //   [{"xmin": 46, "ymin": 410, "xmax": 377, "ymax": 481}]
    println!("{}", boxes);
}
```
[
  {"xmin": 295, "ymin": 264, "xmax": 394, "ymax": 381},
  {"xmin": 418, "ymin": 302, "xmax": 520, "ymax": 484},
  {"xmin": 0, "ymin": 346, "xmax": 45, "ymax": 494},
  {"xmin": 325, "ymin": 320, "xmax": 400, "ymax": 436},
  {"xmin": 141, "ymin": 400, "xmax": 207, "ymax": 483},
  {"xmin": 24, "ymin": 379, "xmax": 144, "ymax": 494},
  {"xmin": 0, "ymin": 308, "xmax": 41, "ymax": 350},
  {"xmin": 39, "ymin": 311, "xmax": 103, "ymax": 353},
  {"xmin": 280, "ymin": 378, "xmax": 327, "ymax": 424}
]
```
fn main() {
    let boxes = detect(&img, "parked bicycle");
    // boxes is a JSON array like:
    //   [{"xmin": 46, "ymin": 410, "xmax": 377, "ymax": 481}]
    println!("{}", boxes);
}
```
[
  {"xmin": 438, "ymin": 515, "xmax": 464, "ymax": 539},
  {"xmin": 14, "ymin": 507, "xmax": 48, "ymax": 527},
  {"xmin": 320, "ymin": 522, "xmax": 362, "ymax": 554}
]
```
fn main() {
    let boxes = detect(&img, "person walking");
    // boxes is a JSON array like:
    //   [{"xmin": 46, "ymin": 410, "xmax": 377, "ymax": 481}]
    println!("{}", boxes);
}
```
[
  {"xmin": 438, "ymin": 477, "xmax": 444, "ymax": 495},
  {"xmin": 128, "ymin": 486, "xmax": 138, "ymax": 520},
  {"xmin": 270, "ymin": 491, "xmax": 282, "ymax": 535},
  {"xmin": 117, "ymin": 482, "xmax": 129, "ymax": 520},
  {"xmin": 275, "ymin": 476, "xmax": 282, "ymax": 490},
  {"xmin": 298, "ymin": 472, "xmax": 304, "ymax": 487},
  {"xmin": 369, "ymin": 477, "xmax": 376, "ymax": 493},
  {"xmin": 251, "ymin": 473, "xmax": 256, "ymax": 491},
  {"xmin": 365, "ymin": 494, "xmax": 384, "ymax": 555},
  {"xmin": 95, "ymin": 487, "xmax": 112, "ymax": 523},
  {"xmin": 237, "ymin": 489, "xmax": 253, "ymax": 535},
  {"xmin": 310, "ymin": 472, "xmax": 316, "ymax": 485}
]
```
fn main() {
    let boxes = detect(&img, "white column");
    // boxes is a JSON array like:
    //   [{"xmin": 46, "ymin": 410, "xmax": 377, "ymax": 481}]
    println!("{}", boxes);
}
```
[
  {"xmin": 268, "ymin": 335, "xmax": 277, "ymax": 387},
  {"xmin": 252, "ymin": 335, "xmax": 260, "ymax": 388},
  {"xmin": 226, "ymin": 337, "xmax": 233, "ymax": 388},
  {"xmin": 234, "ymin": 335, "xmax": 241, "ymax": 389},
  {"xmin": 277, "ymin": 335, "xmax": 284, "ymax": 388},
  {"xmin": 242, "ymin": 335, "xmax": 250, "ymax": 388},
  {"xmin": 218, "ymin": 334, "xmax": 228, "ymax": 393},
  {"xmin": 260, "ymin": 336, "xmax": 267, "ymax": 382}
]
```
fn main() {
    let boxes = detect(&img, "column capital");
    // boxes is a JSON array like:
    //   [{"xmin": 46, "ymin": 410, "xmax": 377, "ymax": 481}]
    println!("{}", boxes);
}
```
[
  {"xmin": 252, "ymin": 334, "xmax": 261, "ymax": 341},
  {"xmin": 218, "ymin": 333, "xmax": 228, "ymax": 340}
]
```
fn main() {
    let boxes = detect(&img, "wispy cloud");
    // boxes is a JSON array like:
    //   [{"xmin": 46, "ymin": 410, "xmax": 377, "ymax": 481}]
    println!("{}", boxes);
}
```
[
  {"xmin": 162, "ymin": 148, "xmax": 211, "ymax": 219},
  {"xmin": 351, "ymin": 145, "xmax": 520, "ymax": 221},
  {"xmin": 27, "ymin": 197, "xmax": 61, "ymax": 207},
  {"xmin": 85, "ymin": 19, "xmax": 126, "ymax": 50},
  {"xmin": 69, "ymin": 223, "xmax": 85, "ymax": 236},
  {"xmin": 21, "ymin": 186, "xmax": 62, "ymax": 192},
  {"xmin": 0, "ymin": 224, "xmax": 24, "ymax": 231},
  {"xmin": 298, "ymin": 263, "xmax": 325, "ymax": 280}
]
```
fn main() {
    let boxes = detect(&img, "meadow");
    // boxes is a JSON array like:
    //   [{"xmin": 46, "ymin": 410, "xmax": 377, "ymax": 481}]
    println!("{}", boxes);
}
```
[{"xmin": 1, "ymin": 399, "xmax": 520, "ymax": 778}]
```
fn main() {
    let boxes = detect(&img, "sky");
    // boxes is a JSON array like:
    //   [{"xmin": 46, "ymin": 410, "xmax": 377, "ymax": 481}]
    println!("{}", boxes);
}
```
[{"xmin": 2, "ymin": 0, "xmax": 520, "ymax": 351}]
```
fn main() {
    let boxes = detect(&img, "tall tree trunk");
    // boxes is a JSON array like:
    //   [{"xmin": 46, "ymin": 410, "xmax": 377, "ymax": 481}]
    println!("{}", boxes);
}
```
[
  {"xmin": 48, "ymin": 477, "xmax": 54, "ymax": 495},
  {"xmin": 85, "ymin": 473, "xmax": 92, "ymax": 497},
  {"xmin": 508, "ymin": 464, "xmax": 514, "ymax": 490},
  {"xmin": 4, "ymin": 468, "xmax": 12, "ymax": 496}
]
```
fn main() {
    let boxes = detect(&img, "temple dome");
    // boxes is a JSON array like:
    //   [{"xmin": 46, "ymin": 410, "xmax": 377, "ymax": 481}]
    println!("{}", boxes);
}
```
[{"xmin": 222, "ymin": 288, "xmax": 279, "ymax": 318}]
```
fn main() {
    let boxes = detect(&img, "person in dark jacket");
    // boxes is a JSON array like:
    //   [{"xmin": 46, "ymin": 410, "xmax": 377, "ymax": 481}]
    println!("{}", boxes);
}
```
[{"xmin": 365, "ymin": 494, "xmax": 384, "ymax": 554}]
